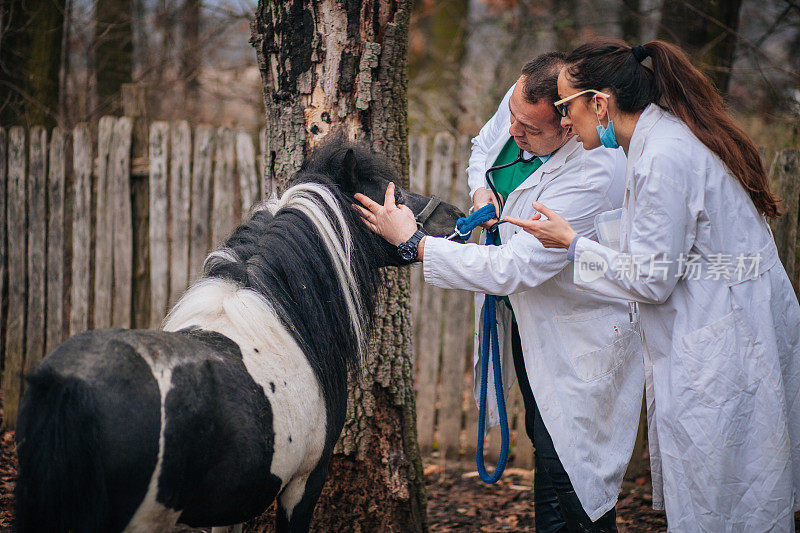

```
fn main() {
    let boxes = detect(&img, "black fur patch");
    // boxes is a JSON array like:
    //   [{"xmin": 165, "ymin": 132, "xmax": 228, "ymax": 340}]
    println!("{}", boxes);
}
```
[
  {"xmin": 159, "ymin": 329, "xmax": 282, "ymax": 526},
  {"xmin": 16, "ymin": 329, "xmax": 161, "ymax": 532}
]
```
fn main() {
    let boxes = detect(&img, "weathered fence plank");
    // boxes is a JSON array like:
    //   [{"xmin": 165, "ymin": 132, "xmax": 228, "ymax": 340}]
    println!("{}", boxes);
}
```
[
  {"xmin": 236, "ymin": 130, "xmax": 259, "ymax": 213},
  {"xmin": 453, "ymin": 134, "xmax": 473, "ymax": 213},
  {"xmin": 126, "ymin": 88, "xmax": 152, "ymax": 330},
  {"xmin": 439, "ymin": 288, "xmax": 471, "ymax": 459},
  {"xmin": 409, "ymin": 134, "xmax": 428, "ymax": 194},
  {"xmin": 455, "ymin": 135, "xmax": 482, "ymax": 460},
  {"xmin": 0, "ymin": 129, "xmax": 6, "ymax": 372},
  {"xmin": 409, "ymin": 134, "xmax": 428, "ymax": 346},
  {"xmin": 70, "ymin": 125, "xmax": 92, "ymax": 335},
  {"xmin": 46, "ymin": 128, "xmax": 66, "ymax": 355},
  {"xmin": 149, "ymin": 122, "xmax": 170, "ymax": 328},
  {"xmin": 511, "ymin": 383, "xmax": 534, "ymax": 469},
  {"xmin": 438, "ymin": 139, "xmax": 471, "ymax": 460},
  {"xmin": 505, "ymin": 384, "xmax": 523, "ymax": 465},
  {"xmin": 26, "ymin": 127, "xmax": 47, "ymax": 373},
  {"xmin": 169, "ymin": 121, "xmax": 192, "ymax": 305},
  {"xmin": 462, "ymin": 354, "xmax": 480, "ymax": 459},
  {"xmin": 514, "ymin": 400, "xmax": 534, "ymax": 469},
  {"xmin": 94, "ymin": 116, "xmax": 115, "ymax": 328},
  {"xmin": 415, "ymin": 132, "xmax": 455, "ymax": 453},
  {"xmin": 415, "ymin": 282, "xmax": 443, "ymax": 453},
  {"xmin": 212, "ymin": 128, "xmax": 236, "ymax": 247},
  {"xmin": 111, "ymin": 118, "xmax": 133, "ymax": 328},
  {"xmin": 3, "ymin": 127, "xmax": 26, "ymax": 429},
  {"xmin": 625, "ymin": 399, "xmax": 648, "ymax": 480},
  {"xmin": 190, "ymin": 126, "xmax": 214, "ymax": 280},
  {"xmin": 769, "ymin": 149, "xmax": 800, "ymax": 293}
]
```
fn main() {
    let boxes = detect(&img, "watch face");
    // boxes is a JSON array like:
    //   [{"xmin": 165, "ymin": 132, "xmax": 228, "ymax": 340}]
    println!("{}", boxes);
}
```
[{"xmin": 398, "ymin": 243, "xmax": 415, "ymax": 262}]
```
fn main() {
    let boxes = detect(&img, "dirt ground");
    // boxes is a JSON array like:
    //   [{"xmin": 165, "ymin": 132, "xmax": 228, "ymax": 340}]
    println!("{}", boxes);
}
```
[
  {"xmin": 1, "ymin": 423, "xmax": 797, "ymax": 531},
  {"xmin": 419, "ymin": 460, "xmax": 667, "ymax": 532}
]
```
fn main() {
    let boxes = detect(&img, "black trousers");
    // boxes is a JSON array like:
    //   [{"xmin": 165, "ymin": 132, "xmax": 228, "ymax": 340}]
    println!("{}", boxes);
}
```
[{"xmin": 510, "ymin": 322, "xmax": 617, "ymax": 533}]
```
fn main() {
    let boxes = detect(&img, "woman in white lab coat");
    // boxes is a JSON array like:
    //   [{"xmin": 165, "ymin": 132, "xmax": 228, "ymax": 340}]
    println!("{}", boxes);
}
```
[{"xmin": 506, "ymin": 38, "xmax": 800, "ymax": 531}]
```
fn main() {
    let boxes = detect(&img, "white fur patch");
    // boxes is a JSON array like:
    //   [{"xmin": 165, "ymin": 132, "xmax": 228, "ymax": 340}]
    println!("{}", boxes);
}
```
[
  {"xmin": 163, "ymin": 279, "xmax": 327, "ymax": 499},
  {"xmin": 123, "ymin": 351, "xmax": 185, "ymax": 531},
  {"xmin": 279, "ymin": 473, "xmax": 311, "ymax": 521}
]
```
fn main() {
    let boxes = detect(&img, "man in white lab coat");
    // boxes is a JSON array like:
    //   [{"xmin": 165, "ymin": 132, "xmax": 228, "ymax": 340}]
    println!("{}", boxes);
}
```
[{"xmin": 356, "ymin": 53, "xmax": 643, "ymax": 532}]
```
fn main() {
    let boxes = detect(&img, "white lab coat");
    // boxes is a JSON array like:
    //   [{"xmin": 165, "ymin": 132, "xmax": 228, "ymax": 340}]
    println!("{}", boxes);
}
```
[
  {"xmin": 572, "ymin": 104, "xmax": 800, "ymax": 531},
  {"xmin": 422, "ymin": 86, "xmax": 644, "ymax": 521}
]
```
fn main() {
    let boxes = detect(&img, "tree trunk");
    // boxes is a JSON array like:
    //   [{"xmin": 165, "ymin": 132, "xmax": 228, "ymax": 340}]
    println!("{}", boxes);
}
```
[
  {"xmin": 408, "ymin": 0, "xmax": 469, "ymax": 131},
  {"xmin": 95, "ymin": 0, "xmax": 134, "ymax": 115},
  {"xmin": 180, "ymin": 0, "xmax": 201, "ymax": 117},
  {"xmin": 619, "ymin": 0, "xmax": 641, "ymax": 45},
  {"xmin": 250, "ymin": 1, "xmax": 426, "ymax": 531},
  {"xmin": 0, "ymin": 0, "xmax": 66, "ymax": 128},
  {"xmin": 657, "ymin": 0, "xmax": 744, "ymax": 95},
  {"xmin": 551, "ymin": 0, "xmax": 580, "ymax": 52}
]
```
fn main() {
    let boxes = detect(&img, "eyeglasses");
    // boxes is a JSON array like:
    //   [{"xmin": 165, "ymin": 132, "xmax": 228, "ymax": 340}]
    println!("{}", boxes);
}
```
[{"xmin": 553, "ymin": 90, "xmax": 611, "ymax": 117}]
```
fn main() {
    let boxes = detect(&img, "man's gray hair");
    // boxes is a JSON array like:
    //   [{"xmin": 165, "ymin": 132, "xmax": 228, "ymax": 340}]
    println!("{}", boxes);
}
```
[{"xmin": 520, "ymin": 52, "xmax": 567, "ymax": 122}]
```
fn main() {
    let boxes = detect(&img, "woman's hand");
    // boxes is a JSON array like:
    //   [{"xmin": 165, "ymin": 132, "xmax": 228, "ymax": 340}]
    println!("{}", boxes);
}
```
[
  {"xmin": 504, "ymin": 202, "xmax": 578, "ymax": 249},
  {"xmin": 354, "ymin": 182, "xmax": 418, "ymax": 246}
]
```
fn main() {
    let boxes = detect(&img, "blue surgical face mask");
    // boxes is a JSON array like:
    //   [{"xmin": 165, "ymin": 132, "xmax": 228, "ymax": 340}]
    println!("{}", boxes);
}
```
[
  {"xmin": 595, "ymin": 99, "xmax": 620, "ymax": 149},
  {"xmin": 596, "ymin": 121, "xmax": 619, "ymax": 149}
]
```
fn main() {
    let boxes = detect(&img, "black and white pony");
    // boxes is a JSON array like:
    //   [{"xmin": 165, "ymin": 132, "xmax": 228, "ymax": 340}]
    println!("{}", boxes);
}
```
[{"xmin": 14, "ymin": 139, "xmax": 464, "ymax": 533}]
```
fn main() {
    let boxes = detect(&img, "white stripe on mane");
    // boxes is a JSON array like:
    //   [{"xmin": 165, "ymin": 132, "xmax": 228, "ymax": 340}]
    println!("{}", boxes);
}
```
[
  {"xmin": 272, "ymin": 182, "xmax": 366, "ymax": 355},
  {"xmin": 165, "ymin": 181, "xmax": 367, "ymax": 358}
]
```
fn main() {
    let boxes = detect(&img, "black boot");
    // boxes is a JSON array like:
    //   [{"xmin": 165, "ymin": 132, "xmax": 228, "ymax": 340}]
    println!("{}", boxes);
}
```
[
  {"xmin": 554, "ymin": 491, "xmax": 617, "ymax": 533},
  {"xmin": 534, "ymin": 489, "xmax": 568, "ymax": 533}
]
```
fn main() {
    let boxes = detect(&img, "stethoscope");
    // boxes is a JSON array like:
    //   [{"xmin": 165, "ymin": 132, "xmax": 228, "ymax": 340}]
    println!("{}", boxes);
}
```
[
  {"xmin": 481, "ymin": 148, "xmax": 538, "ymax": 232},
  {"xmin": 443, "ymin": 148, "xmax": 540, "ymax": 240}
]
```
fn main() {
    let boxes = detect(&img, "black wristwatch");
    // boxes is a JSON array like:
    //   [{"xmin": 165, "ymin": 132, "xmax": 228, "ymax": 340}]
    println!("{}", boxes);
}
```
[{"xmin": 397, "ymin": 229, "xmax": 425, "ymax": 264}]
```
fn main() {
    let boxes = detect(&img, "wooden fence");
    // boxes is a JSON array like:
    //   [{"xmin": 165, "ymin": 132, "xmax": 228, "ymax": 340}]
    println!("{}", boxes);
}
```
[
  {"xmin": 0, "ymin": 118, "xmax": 266, "ymax": 429},
  {"xmin": 1, "ymin": 117, "xmax": 798, "ymax": 475}
]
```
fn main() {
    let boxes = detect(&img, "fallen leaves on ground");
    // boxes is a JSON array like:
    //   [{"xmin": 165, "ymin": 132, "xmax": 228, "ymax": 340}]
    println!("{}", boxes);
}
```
[{"xmin": 424, "ymin": 459, "xmax": 668, "ymax": 532}]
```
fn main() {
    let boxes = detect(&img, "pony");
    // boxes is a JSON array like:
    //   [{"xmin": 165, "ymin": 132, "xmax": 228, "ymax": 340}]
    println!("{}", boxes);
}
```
[{"xmin": 14, "ymin": 138, "xmax": 464, "ymax": 533}]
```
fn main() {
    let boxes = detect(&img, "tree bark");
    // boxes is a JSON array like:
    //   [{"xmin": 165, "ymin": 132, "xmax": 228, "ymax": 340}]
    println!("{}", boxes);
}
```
[
  {"xmin": 0, "ymin": 0, "xmax": 66, "ymax": 128},
  {"xmin": 657, "ymin": 0, "xmax": 744, "ymax": 95},
  {"xmin": 250, "ymin": 1, "xmax": 426, "ymax": 531}
]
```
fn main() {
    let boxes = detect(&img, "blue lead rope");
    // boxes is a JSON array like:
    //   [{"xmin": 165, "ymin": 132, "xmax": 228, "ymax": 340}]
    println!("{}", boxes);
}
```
[
  {"xmin": 454, "ymin": 204, "xmax": 498, "ymax": 238},
  {"xmin": 453, "ymin": 205, "xmax": 510, "ymax": 484}
]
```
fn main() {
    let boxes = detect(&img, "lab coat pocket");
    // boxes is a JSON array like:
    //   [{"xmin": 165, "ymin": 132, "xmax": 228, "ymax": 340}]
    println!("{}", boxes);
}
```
[
  {"xmin": 678, "ymin": 310, "xmax": 759, "ymax": 408},
  {"xmin": 554, "ymin": 306, "xmax": 635, "ymax": 382}
]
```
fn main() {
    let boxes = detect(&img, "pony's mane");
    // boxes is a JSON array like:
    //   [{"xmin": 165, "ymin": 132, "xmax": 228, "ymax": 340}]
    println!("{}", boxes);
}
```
[{"xmin": 164, "ymin": 173, "xmax": 384, "ymax": 407}]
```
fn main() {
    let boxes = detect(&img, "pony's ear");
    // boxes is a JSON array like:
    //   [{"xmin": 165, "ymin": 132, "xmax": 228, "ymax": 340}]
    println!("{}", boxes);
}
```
[{"xmin": 341, "ymin": 149, "xmax": 359, "ymax": 191}]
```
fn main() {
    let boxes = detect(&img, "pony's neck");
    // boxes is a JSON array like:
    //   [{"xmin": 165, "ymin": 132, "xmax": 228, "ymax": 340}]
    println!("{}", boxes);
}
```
[{"xmin": 166, "ymin": 180, "xmax": 380, "ymax": 378}]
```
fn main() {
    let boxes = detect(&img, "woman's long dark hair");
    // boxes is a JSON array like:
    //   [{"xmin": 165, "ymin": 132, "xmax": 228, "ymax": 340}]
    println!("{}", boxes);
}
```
[{"xmin": 565, "ymin": 38, "xmax": 781, "ymax": 219}]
